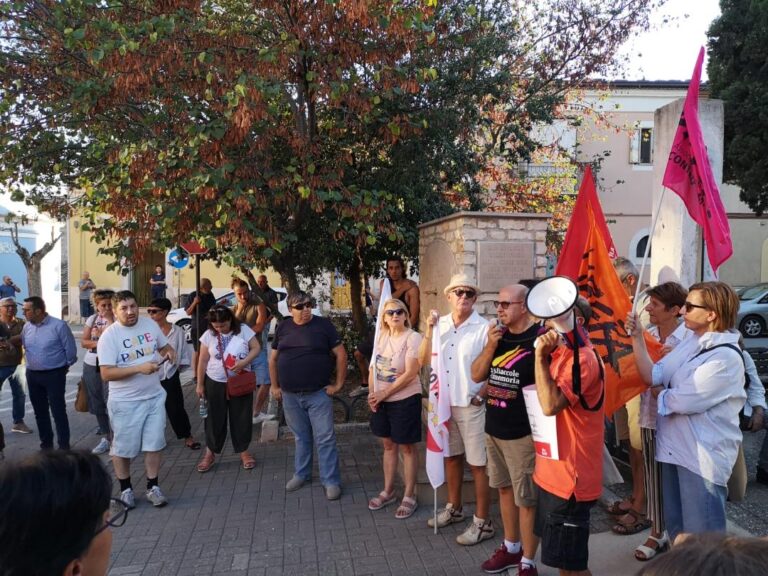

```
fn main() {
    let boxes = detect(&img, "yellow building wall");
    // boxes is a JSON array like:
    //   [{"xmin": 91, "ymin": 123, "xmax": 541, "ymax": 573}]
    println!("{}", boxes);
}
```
[{"xmin": 67, "ymin": 218, "xmax": 283, "ymax": 307}]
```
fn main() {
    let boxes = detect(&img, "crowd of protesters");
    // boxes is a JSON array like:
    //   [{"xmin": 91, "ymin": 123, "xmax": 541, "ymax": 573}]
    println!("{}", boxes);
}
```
[{"xmin": 2, "ymin": 260, "xmax": 768, "ymax": 576}]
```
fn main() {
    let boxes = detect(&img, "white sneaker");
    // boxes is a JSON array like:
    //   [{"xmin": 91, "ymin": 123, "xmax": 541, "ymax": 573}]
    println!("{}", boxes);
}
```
[
  {"xmin": 146, "ymin": 485, "xmax": 168, "ymax": 507},
  {"xmin": 252, "ymin": 413, "xmax": 269, "ymax": 424},
  {"xmin": 456, "ymin": 516, "xmax": 494, "ymax": 546},
  {"xmin": 120, "ymin": 488, "xmax": 136, "ymax": 510},
  {"xmin": 91, "ymin": 438, "xmax": 110, "ymax": 455},
  {"xmin": 349, "ymin": 386, "xmax": 369, "ymax": 397},
  {"xmin": 427, "ymin": 503, "xmax": 465, "ymax": 528}
]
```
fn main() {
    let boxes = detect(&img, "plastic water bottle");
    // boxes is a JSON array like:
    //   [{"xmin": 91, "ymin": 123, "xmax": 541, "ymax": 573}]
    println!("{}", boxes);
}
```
[{"xmin": 199, "ymin": 398, "xmax": 208, "ymax": 419}]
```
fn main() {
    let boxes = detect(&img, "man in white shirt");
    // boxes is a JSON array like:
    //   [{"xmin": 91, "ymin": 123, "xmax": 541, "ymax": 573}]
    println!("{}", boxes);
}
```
[
  {"xmin": 419, "ymin": 274, "xmax": 493, "ymax": 546},
  {"xmin": 98, "ymin": 290, "xmax": 176, "ymax": 510}
]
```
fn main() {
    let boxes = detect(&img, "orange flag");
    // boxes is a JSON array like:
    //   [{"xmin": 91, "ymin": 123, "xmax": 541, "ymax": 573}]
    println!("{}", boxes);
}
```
[{"xmin": 573, "ymin": 209, "xmax": 663, "ymax": 416}]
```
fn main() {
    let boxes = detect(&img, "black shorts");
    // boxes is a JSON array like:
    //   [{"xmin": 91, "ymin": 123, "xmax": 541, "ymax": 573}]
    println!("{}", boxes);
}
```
[
  {"xmin": 369, "ymin": 393, "xmax": 421, "ymax": 445},
  {"xmin": 356, "ymin": 335, "xmax": 374, "ymax": 359},
  {"xmin": 534, "ymin": 489, "xmax": 595, "ymax": 571}
]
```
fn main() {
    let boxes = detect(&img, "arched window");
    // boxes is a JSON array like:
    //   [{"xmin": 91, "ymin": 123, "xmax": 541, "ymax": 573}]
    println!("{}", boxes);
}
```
[{"xmin": 635, "ymin": 234, "xmax": 651, "ymax": 259}]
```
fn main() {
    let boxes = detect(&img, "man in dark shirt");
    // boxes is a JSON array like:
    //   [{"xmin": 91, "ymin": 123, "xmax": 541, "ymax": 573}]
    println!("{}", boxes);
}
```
[
  {"xmin": 185, "ymin": 278, "xmax": 216, "ymax": 380},
  {"xmin": 269, "ymin": 290, "xmax": 347, "ymax": 500},
  {"xmin": 471, "ymin": 284, "xmax": 540, "ymax": 576}
]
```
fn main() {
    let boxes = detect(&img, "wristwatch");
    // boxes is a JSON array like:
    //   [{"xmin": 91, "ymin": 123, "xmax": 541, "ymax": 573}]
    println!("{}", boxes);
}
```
[{"xmin": 470, "ymin": 394, "xmax": 484, "ymax": 406}]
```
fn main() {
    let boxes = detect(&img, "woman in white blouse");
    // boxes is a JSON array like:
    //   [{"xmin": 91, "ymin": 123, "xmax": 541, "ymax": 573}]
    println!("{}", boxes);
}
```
[
  {"xmin": 366, "ymin": 298, "xmax": 423, "ymax": 519},
  {"xmin": 627, "ymin": 281, "xmax": 746, "ymax": 541}
]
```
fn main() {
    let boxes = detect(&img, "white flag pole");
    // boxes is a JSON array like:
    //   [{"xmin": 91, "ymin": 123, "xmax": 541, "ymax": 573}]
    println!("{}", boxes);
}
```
[{"xmin": 632, "ymin": 186, "xmax": 668, "ymax": 314}]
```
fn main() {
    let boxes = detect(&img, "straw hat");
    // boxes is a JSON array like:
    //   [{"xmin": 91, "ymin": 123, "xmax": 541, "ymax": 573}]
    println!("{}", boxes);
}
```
[{"xmin": 443, "ymin": 273, "xmax": 480, "ymax": 295}]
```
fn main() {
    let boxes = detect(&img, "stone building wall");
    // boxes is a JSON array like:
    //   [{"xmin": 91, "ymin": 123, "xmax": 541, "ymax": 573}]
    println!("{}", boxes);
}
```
[{"xmin": 418, "ymin": 212, "xmax": 550, "ymax": 327}]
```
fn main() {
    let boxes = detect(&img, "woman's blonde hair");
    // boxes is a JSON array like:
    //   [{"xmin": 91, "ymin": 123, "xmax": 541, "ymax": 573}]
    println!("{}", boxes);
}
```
[
  {"xmin": 688, "ymin": 281, "xmax": 740, "ymax": 332},
  {"xmin": 376, "ymin": 298, "xmax": 411, "ymax": 338}
]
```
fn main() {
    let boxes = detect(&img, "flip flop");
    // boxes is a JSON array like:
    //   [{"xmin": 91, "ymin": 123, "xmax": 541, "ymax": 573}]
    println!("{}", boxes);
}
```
[
  {"xmin": 240, "ymin": 452, "xmax": 256, "ymax": 470},
  {"xmin": 368, "ymin": 490, "xmax": 397, "ymax": 511},
  {"xmin": 395, "ymin": 496, "xmax": 418, "ymax": 519},
  {"xmin": 612, "ymin": 509, "xmax": 651, "ymax": 535}
]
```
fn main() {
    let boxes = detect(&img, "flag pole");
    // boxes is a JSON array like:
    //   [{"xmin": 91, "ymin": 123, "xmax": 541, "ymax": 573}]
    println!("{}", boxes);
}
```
[
  {"xmin": 434, "ymin": 489, "xmax": 438, "ymax": 535},
  {"xmin": 632, "ymin": 186, "xmax": 668, "ymax": 312}
]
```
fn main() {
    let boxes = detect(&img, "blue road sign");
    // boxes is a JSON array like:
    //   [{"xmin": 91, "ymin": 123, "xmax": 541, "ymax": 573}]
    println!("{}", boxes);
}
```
[{"xmin": 168, "ymin": 249, "xmax": 189, "ymax": 269}]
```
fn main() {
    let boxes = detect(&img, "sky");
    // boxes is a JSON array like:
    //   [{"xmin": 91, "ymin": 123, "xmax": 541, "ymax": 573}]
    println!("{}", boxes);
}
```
[{"xmin": 615, "ymin": 0, "xmax": 722, "ymax": 81}]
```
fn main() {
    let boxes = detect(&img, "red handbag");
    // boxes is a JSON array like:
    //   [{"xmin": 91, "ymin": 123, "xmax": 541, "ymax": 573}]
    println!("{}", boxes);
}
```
[{"xmin": 218, "ymin": 334, "xmax": 256, "ymax": 398}]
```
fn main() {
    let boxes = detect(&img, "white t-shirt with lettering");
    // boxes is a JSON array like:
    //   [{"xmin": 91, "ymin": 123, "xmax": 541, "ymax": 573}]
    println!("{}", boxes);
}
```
[{"xmin": 97, "ymin": 317, "xmax": 169, "ymax": 401}]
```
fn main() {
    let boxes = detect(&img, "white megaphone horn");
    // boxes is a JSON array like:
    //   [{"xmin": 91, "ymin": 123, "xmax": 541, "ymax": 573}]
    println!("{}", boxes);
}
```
[{"xmin": 525, "ymin": 276, "xmax": 579, "ymax": 335}]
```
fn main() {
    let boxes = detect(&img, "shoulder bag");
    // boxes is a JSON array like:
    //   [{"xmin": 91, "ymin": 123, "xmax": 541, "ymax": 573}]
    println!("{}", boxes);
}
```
[{"xmin": 218, "ymin": 333, "xmax": 256, "ymax": 398}]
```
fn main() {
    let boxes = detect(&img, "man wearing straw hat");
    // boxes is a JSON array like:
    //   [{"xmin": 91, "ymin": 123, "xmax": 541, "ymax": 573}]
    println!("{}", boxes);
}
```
[{"xmin": 419, "ymin": 273, "xmax": 494, "ymax": 546}]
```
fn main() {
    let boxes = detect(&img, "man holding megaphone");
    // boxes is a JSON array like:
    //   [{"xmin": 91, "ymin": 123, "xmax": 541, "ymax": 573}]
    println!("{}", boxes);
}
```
[{"xmin": 526, "ymin": 277, "xmax": 605, "ymax": 576}]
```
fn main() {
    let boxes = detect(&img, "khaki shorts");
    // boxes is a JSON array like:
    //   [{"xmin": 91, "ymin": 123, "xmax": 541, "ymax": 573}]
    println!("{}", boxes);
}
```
[
  {"xmin": 486, "ymin": 434, "xmax": 538, "ymax": 507},
  {"xmin": 446, "ymin": 404, "xmax": 487, "ymax": 466},
  {"xmin": 614, "ymin": 398, "xmax": 642, "ymax": 450}
]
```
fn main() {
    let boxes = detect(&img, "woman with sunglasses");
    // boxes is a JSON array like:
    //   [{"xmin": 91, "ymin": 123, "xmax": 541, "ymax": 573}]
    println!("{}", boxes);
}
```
[
  {"xmin": 81, "ymin": 289, "xmax": 115, "ymax": 455},
  {"xmin": 627, "ymin": 281, "xmax": 747, "ymax": 541},
  {"xmin": 147, "ymin": 298, "xmax": 200, "ymax": 451},
  {"xmin": 0, "ymin": 450, "xmax": 127, "ymax": 576},
  {"xmin": 195, "ymin": 305, "xmax": 261, "ymax": 472},
  {"xmin": 366, "ymin": 298, "xmax": 423, "ymax": 518}
]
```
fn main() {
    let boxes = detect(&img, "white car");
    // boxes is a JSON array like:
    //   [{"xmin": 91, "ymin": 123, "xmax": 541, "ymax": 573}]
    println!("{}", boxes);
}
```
[{"xmin": 166, "ymin": 287, "xmax": 319, "ymax": 342}]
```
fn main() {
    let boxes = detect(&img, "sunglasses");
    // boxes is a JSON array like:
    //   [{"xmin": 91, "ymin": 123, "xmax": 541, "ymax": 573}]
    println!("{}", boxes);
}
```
[
  {"xmin": 146, "ymin": 309, "xmax": 165, "ymax": 315},
  {"xmin": 384, "ymin": 309, "xmax": 406, "ymax": 316},
  {"xmin": 684, "ymin": 301, "xmax": 708, "ymax": 311},
  {"xmin": 493, "ymin": 300, "xmax": 523, "ymax": 310},
  {"xmin": 452, "ymin": 289, "xmax": 476, "ymax": 299},
  {"xmin": 94, "ymin": 498, "xmax": 130, "ymax": 536},
  {"xmin": 291, "ymin": 302, "xmax": 312, "ymax": 311}
]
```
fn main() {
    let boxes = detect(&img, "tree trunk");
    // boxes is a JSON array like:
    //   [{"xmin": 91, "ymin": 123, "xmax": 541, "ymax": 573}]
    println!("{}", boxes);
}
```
[
  {"xmin": 347, "ymin": 248, "xmax": 368, "ymax": 336},
  {"xmin": 5, "ymin": 223, "xmax": 62, "ymax": 298}
]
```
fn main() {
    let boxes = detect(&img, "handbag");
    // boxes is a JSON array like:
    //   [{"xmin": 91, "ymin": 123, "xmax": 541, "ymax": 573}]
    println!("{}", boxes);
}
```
[
  {"xmin": 75, "ymin": 378, "xmax": 89, "ymax": 412},
  {"xmin": 218, "ymin": 334, "xmax": 256, "ymax": 398}
]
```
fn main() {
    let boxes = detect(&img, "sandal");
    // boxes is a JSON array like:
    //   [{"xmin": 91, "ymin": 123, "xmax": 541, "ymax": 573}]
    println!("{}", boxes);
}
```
[
  {"xmin": 606, "ymin": 497, "xmax": 634, "ymax": 515},
  {"xmin": 240, "ymin": 452, "xmax": 256, "ymax": 470},
  {"xmin": 635, "ymin": 532, "xmax": 670, "ymax": 561},
  {"xmin": 196, "ymin": 450, "xmax": 215, "ymax": 473},
  {"xmin": 368, "ymin": 490, "xmax": 397, "ymax": 511},
  {"xmin": 611, "ymin": 509, "xmax": 652, "ymax": 535},
  {"xmin": 185, "ymin": 438, "xmax": 202, "ymax": 450},
  {"xmin": 395, "ymin": 496, "xmax": 418, "ymax": 519}
]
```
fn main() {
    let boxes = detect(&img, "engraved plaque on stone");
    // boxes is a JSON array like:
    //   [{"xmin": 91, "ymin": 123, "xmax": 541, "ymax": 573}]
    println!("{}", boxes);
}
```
[{"xmin": 477, "ymin": 242, "xmax": 534, "ymax": 292}]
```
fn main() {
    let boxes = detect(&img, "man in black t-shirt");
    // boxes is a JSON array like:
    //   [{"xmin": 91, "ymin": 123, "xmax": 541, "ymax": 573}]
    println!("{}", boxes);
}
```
[
  {"xmin": 470, "ymin": 284, "xmax": 540, "ymax": 576},
  {"xmin": 268, "ymin": 290, "xmax": 347, "ymax": 501}
]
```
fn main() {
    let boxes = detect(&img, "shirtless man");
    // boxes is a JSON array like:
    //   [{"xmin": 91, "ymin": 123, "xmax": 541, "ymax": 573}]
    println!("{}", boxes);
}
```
[{"xmin": 379, "ymin": 256, "xmax": 420, "ymax": 329}]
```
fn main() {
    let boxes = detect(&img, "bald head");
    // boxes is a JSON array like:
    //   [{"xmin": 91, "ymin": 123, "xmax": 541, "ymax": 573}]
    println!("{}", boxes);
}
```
[{"xmin": 495, "ymin": 284, "xmax": 531, "ymax": 332}]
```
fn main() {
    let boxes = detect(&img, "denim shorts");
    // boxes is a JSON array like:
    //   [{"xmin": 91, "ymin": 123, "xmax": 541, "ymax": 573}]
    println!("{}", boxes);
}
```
[
  {"xmin": 108, "ymin": 391, "xmax": 167, "ymax": 458},
  {"xmin": 534, "ymin": 489, "xmax": 595, "ymax": 571}
]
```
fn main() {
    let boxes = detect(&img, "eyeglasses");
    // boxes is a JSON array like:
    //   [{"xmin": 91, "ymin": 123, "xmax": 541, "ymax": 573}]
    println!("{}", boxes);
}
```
[
  {"xmin": 493, "ymin": 300, "xmax": 523, "ymax": 310},
  {"xmin": 94, "ymin": 498, "xmax": 130, "ymax": 536},
  {"xmin": 452, "ymin": 289, "xmax": 476, "ymax": 299},
  {"xmin": 384, "ymin": 309, "xmax": 406, "ymax": 316},
  {"xmin": 683, "ymin": 301, "xmax": 708, "ymax": 311},
  {"xmin": 291, "ymin": 302, "xmax": 312, "ymax": 311},
  {"xmin": 146, "ymin": 309, "xmax": 164, "ymax": 315}
]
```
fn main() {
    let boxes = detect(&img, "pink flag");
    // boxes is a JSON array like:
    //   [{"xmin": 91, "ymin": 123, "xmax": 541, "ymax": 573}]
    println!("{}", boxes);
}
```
[
  {"xmin": 426, "ymin": 321, "xmax": 451, "ymax": 489},
  {"xmin": 663, "ymin": 46, "xmax": 733, "ymax": 272}
]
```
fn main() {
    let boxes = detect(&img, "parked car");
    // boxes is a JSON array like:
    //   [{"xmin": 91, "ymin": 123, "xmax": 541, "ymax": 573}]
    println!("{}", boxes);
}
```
[
  {"xmin": 737, "ymin": 283, "xmax": 768, "ymax": 338},
  {"xmin": 166, "ymin": 287, "xmax": 320, "ymax": 342}
]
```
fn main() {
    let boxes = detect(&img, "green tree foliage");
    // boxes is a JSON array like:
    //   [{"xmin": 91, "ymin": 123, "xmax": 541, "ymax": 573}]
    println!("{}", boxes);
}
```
[
  {"xmin": 1, "ymin": 0, "xmax": 659, "ymax": 332},
  {"xmin": 708, "ymin": 0, "xmax": 768, "ymax": 215}
]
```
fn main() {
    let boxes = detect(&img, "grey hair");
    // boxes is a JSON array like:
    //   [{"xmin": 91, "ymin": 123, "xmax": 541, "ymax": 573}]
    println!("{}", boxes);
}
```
[
  {"xmin": 286, "ymin": 290, "xmax": 313, "ymax": 308},
  {"xmin": 613, "ymin": 257, "xmax": 639, "ymax": 282}
]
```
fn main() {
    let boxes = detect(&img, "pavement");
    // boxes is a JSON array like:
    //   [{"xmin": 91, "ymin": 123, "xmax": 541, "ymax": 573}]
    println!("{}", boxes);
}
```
[{"xmin": 2, "ymin": 336, "xmax": 768, "ymax": 575}]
